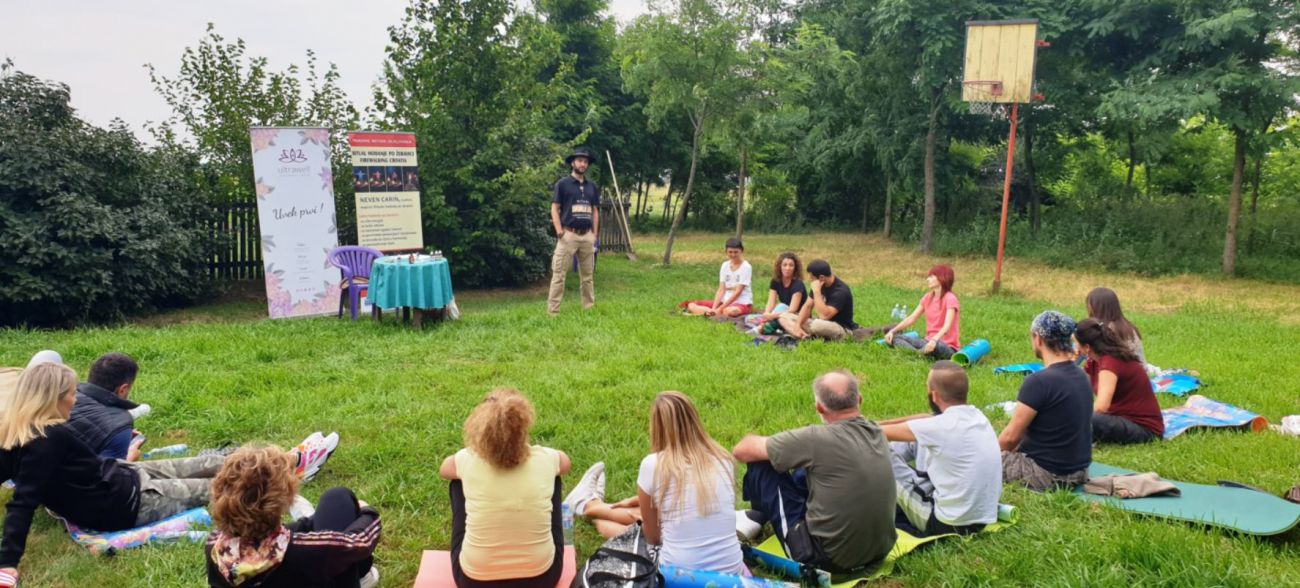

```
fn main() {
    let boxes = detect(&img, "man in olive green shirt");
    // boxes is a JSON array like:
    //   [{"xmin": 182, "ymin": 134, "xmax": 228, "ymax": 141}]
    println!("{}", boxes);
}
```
[{"xmin": 732, "ymin": 370, "xmax": 897, "ymax": 574}]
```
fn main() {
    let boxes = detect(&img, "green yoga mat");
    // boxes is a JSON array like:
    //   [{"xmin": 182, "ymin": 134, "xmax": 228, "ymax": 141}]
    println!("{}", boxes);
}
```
[
  {"xmin": 1074, "ymin": 463, "xmax": 1300, "ymax": 536},
  {"xmin": 749, "ymin": 505, "xmax": 1017, "ymax": 587}
]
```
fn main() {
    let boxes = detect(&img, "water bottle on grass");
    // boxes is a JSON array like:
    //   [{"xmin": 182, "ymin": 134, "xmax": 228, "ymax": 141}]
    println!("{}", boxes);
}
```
[
  {"xmin": 142, "ymin": 444, "xmax": 188, "ymax": 459},
  {"xmin": 561, "ymin": 503, "xmax": 574, "ymax": 545}
]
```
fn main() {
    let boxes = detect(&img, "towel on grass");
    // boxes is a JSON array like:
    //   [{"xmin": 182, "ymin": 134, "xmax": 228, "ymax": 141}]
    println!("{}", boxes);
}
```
[
  {"xmin": 47, "ymin": 507, "xmax": 211, "ymax": 555},
  {"xmin": 1162, "ymin": 395, "xmax": 1268, "ymax": 439}
]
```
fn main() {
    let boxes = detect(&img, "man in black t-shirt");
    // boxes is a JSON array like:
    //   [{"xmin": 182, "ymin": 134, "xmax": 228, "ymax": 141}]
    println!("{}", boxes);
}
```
[
  {"xmin": 778, "ymin": 260, "xmax": 857, "ymax": 341},
  {"xmin": 546, "ymin": 148, "xmax": 600, "ymax": 315},
  {"xmin": 998, "ymin": 310, "xmax": 1093, "ymax": 491}
]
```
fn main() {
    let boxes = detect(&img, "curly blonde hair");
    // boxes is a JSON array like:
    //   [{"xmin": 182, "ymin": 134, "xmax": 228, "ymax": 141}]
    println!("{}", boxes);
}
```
[
  {"xmin": 210, "ymin": 445, "xmax": 300, "ymax": 540},
  {"xmin": 464, "ymin": 389, "xmax": 534, "ymax": 469}
]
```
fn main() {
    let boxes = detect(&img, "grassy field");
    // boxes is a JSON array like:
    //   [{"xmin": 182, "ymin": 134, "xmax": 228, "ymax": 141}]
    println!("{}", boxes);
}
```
[{"xmin": 2, "ymin": 231, "xmax": 1299, "ymax": 587}]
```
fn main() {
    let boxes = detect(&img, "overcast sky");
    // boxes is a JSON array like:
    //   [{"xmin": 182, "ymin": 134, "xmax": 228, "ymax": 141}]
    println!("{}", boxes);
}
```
[{"xmin": 1, "ymin": 0, "xmax": 649, "ymax": 138}]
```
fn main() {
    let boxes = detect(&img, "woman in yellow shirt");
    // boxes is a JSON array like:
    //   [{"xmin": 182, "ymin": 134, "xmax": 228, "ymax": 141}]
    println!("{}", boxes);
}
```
[{"xmin": 439, "ymin": 389, "xmax": 572, "ymax": 587}]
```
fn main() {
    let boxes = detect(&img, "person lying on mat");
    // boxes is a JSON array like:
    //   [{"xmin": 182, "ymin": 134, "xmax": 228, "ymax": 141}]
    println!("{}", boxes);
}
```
[
  {"xmin": 777, "ymin": 260, "xmax": 858, "ymax": 341},
  {"xmin": 684, "ymin": 238, "xmax": 754, "ymax": 317},
  {"xmin": 878, "ymin": 361, "xmax": 1001, "ymax": 537},
  {"xmin": 1074, "ymin": 318, "xmax": 1164, "ymax": 444},
  {"xmin": 206, "ymin": 446, "xmax": 381, "ymax": 588},
  {"xmin": 67, "ymin": 352, "xmax": 152, "ymax": 461},
  {"xmin": 0, "ymin": 363, "xmax": 339, "ymax": 586},
  {"xmin": 998, "ymin": 311, "xmax": 1092, "ymax": 491},
  {"xmin": 883, "ymin": 265, "xmax": 961, "ymax": 360},
  {"xmin": 759, "ymin": 252, "xmax": 806, "ymax": 325},
  {"xmin": 732, "ymin": 370, "xmax": 895, "ymax": 576},
  {"xmin": 1086, "ymin": 287, "xmax": 1161, "ymax": 376},
  {"xmin": 439, "ymin": 389, "xmax": 572, "ymax": 588},
  {"xmin": 566, "ymin": 391, "xmax": 746, "ymax": 575}
]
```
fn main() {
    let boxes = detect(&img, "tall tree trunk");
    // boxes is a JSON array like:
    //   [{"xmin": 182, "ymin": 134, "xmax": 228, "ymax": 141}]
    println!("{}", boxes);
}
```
[
  {"xmin": 1125, "ymin": 129, "xmax": 1137, "ymax": 197},
  {"xmin": 1025, "ymin": 117, "xmax": 1041, "ymax": 235},
  {"xmin": 921, "ymin": 87, "xmax": 940, "ymax": 253},
  {"xmin": 1246, "ymin": 153, "xmax": 1263, "ymax": 254},
  {"xmin": 662, "ymin": 182, "xmax": 674, "ymax": 222},
  {"xmin": 664, "ymin": 122, "xmax": 703, "ymax": 265},
  {"xmin": 883, "ymin": 173, "xmax": 893, "ymax": 238},
  {"xmin": 735, "ymin": 147, "xmax": 747, "ymax": 238},
  {"xmin": 1222, "ymin": 129, "xmax": 1247, "ymax": 276}
]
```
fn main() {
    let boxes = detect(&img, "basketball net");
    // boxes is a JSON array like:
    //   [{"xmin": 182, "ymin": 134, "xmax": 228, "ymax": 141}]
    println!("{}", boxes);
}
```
[{"xmin": 968, "ymin": 101, "xmax": 1009, "ymax": 119}]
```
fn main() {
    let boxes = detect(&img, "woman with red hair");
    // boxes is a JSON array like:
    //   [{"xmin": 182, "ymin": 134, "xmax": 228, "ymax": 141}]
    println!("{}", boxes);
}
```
[{"xmin": 884, "ymin": 265, "xmax": 961, "ymax": 360}]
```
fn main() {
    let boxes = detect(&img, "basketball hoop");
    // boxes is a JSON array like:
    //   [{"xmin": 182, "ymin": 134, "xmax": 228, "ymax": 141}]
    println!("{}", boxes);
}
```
[{"xmin": 962, "ymin": 80, "xmax": 1003, "ymax": 117}]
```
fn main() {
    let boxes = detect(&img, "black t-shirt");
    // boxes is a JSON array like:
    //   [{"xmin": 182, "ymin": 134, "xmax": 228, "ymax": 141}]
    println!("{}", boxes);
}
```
[
  {"xmin": 1016, "ymin": 361, "xmax": 1093, "ymax": 475},
  {"xmin": 552, "ymin": 175, "xmax": 600, "ymax": 230},
  {"xmin": 819, "ymin": 278, "xmax": 857, "ymax": 329},
  {"xmin": 769, "ymin": 278, "xmax": 807, "ymax": 307}
]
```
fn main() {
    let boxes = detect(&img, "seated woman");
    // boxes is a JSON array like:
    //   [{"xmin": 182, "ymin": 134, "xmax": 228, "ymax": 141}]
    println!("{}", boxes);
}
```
[
  {"xmin": 206, "ymin": 446, "xmax": 381, "ymax": 588},
  {"xmin": 440, "ymin": 389, "xmax": 572, "ymax": 588},
  {"xmin": 758, "ymin": 252, "xmax": 805, "ymax": 327},
  {"xmin": 0, "ymin": 363, "xmax": 338, "ymax": 587},
  {"xmin": 884, "ymin": 265, "xmax": 961, "ymax": 360},
  {"xmin": 566, "ymin": 391, "xmax": 745, "ymax": 575},
  {"xmin": 1075, "ymin": 318, "xmax": 1164, "ymax": 444},
  {"xmin": 683, "ymin": 238, "xmax": 753, "ymax": 318},
  {"xmin": 1086, "ymin": 287, "xmax": 1159, "ymax": 375}
]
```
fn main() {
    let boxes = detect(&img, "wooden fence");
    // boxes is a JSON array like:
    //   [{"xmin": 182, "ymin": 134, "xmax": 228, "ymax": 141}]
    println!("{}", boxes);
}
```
[{"xmin": 209, "ymin": 201, "xmax": 263, "ymax": 281}]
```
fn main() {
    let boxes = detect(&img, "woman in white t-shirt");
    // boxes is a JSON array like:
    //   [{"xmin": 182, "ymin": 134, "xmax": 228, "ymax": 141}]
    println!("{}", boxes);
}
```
[
  {"xmin": 682, "ymin": 238, "xmax": 753, "ymax": 318},
  {"xmin": 566, "ymin": 392, "xmax": 745, "ymax": 575}
]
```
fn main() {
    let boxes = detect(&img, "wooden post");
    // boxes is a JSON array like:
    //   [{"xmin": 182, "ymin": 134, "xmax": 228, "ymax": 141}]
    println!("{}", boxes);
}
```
[{"xmin": 604, "ymin": 150, "xmax": 638, "ymax": 261}]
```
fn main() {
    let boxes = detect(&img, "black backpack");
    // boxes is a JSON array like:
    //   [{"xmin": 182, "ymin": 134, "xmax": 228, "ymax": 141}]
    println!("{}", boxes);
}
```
[{"xmin": 573, "ymin": 523, "xmax": 663, "ymax": 588}]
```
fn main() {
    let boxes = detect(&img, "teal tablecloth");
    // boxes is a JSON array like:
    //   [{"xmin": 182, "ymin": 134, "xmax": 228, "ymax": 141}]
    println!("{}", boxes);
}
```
[{"xmin": 367, "ymin": 256, "xmax": 454, "ymax": 310}]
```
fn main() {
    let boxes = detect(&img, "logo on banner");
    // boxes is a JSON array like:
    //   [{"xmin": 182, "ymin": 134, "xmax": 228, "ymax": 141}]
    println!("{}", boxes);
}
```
[{"xmin": 278, "ymin": 148, "xmax": 309, "ymax": 163}]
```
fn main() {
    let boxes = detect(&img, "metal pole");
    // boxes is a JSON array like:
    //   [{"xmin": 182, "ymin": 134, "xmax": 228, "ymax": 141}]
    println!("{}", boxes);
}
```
[{"xmin": 992, "ymin": 102, "xmax": 1019, "ymax": 294}]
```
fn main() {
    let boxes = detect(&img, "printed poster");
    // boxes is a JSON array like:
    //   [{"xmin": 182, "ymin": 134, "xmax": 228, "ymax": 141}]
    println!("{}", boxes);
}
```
[
  {"xmin": 348, "ymin": 131, "xmax": 423, "ymax": 250},
  {"xmin": 249, "ymin": 127, "xmax": 341, "ymax": 319}
]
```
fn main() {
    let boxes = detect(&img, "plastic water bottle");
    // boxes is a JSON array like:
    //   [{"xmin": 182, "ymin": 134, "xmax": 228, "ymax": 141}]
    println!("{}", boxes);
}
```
[
  {"xmin": 142, "ymin": 444, "xmax": 188, "ymax": 459},
  {"xmin": 561, "ymin": 503, "xmax": 575, "ymax": 545},
  {"xmin": 900, "ymin": 305, "xmax": 908, "ymax": 318},
  {"xmin": 890, "ymin": 304, "xmax": 900, "ymax": 320}
]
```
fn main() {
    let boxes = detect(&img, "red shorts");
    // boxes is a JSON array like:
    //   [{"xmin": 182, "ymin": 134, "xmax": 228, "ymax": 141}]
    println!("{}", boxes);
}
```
[{"xmin": 682, "ymin": 300, "xmax": 752, "ymax": 315}]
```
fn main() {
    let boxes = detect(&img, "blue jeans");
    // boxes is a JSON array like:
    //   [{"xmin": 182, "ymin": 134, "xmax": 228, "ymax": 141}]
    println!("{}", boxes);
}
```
[{"xmin": 891, "ymin": 334, "xmax": 955, "ymax": 360}]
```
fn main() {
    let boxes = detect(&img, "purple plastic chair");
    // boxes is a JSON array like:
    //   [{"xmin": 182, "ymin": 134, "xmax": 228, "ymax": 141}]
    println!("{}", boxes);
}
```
[{"xmin": 328, "ymin": 246, "xmax": 383, "ymax": 320}]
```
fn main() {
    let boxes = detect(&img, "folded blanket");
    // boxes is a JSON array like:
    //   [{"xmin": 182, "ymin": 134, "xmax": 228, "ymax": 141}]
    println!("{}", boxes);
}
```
[
  {"xmin": 1162, "ymin": 395, "xmax": 1268, "ymax": 439},
  {"xmin": 1083, "ymin": 473, "xmax": 1180, "ymax": 498}
]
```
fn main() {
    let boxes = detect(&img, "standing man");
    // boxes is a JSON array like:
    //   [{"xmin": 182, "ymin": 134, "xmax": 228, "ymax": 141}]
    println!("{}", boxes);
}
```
[{"xmin": 548, "ymin": 147, "xmax": 600, "ymax": 315}]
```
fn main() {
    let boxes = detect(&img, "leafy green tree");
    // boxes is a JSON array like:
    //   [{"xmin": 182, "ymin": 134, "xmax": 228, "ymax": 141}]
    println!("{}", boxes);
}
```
[
  {"xmin": 375, "ymin": 0, "xmax": 580, "ymax": 286},
  {"xmin": 619, "ymin": 0, "xmax": 753, "ymax": 264}
]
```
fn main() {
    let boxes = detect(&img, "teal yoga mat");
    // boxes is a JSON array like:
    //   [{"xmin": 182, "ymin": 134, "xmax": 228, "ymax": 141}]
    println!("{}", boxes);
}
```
[{"xmin": 1075, "ymin": 463, "xmax": 1300, "ymax": 536}]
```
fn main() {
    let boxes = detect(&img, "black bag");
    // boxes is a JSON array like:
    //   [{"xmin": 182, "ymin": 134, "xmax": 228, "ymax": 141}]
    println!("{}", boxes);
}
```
[{"xmin": 573, "ymin": 523, "xmax": 663, "ymax": 588}]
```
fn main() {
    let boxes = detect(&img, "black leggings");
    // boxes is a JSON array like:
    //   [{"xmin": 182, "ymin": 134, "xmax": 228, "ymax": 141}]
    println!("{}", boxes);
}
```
[
  {"xmin": 450, "ymin": 478, "xmax": 564, "ymax": 588},
  {"xmin": 300, "ymin": 487, "xmax": 375, "ymax": 584}
]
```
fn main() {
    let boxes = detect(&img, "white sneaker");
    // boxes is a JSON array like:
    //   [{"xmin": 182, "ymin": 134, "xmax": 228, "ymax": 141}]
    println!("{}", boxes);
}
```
[
  {"xmin": 295, "ymin": 432, "xmax": 340, "ymax": 481},
  {"xmin": 563, "ymin": 462, "xmax": 605, "ymax": 516},
  {"xmin": 128, "ymin": 404, "xmax": 152, "ymax": 420},
  {"xmin": 735, "ymin": 509, "xmax": 764, "ymax": 542},
  {"xmin": 359, "ymin": 565, "xmax": 380, "ymax": 588},
  {"xmin": 290, "ymin": 495, "xmax": 316, "ymax": 520}
]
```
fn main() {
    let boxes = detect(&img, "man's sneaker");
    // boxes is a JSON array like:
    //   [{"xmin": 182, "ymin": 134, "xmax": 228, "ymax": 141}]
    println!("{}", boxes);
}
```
[
  {"xmin": 295, "ymin": 432, "xmax": 340, "ymax": 481},
  {"xmin": 735, "ymin": 509, "xmax": 766, "ymax": 542},
  {"xmin": 360, "ymin": 565, "xmax": 380, "ymax": 588},
  {"xmin": 563, "ymin": 462, "xmax": 605, "ymax": 516}
]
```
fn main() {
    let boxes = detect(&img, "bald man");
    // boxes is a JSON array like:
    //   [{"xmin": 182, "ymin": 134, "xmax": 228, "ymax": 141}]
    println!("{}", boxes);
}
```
[{"xmin": 732, "ymin": 370, "xmax": 896, "ymax": 576}]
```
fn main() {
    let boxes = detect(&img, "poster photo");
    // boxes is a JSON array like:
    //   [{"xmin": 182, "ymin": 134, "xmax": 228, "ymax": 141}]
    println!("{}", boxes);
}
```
[
  {"xmin": 249, "ymin": 127, "xmax": 341, "ymax": 319},
  {"xmin": 347, "ymin": 131, "xmax": 424, "ymax": 251}
]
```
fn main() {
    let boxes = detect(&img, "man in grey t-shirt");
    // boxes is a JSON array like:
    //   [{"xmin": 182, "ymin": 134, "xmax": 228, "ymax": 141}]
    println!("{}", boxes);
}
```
[{"xmin": 732, "ymin": 370, "xmax": 896, "ymax": 574}]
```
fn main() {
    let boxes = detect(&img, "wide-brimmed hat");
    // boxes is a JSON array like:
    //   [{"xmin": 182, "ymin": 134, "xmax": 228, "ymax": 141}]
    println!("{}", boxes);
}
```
[{"xmin": 565, "ymin": 147, "xmax": 596, "ymax": 166}]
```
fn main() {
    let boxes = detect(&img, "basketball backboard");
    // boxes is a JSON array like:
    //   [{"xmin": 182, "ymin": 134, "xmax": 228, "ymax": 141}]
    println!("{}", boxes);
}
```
[{"xmin": 962, "ymin": 19, "xmax": 1040, "ymax": 104}]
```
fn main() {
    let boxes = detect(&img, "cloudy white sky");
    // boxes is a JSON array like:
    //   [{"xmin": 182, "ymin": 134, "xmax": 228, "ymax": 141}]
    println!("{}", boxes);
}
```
[{"xmin": 1, "ymin": 0, "xmax": 649, "ymax": 138}]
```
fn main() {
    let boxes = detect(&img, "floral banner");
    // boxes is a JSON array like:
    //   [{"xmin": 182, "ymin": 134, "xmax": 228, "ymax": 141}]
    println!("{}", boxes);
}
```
[{"xmin": 249, "ymin": 127, "xmax": 341, "ymax": 319}]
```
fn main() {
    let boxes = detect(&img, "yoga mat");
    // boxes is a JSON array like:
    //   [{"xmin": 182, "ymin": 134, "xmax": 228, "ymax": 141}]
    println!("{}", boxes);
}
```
[
  {"xmin": 992, "ymin": 362, "xmax": 1043, "ymax": 375},
  {"xmin": 49, "ymin": 507, "xmax": 211, "ymax": 556},
  {"xmin": 746, "ymin": 505, "xmax": 1017, "ymax": 586},
  {"xmin": 1151, "ymin": 373, "xmax": 1201, "ymax": 396},
  {"xmin": 953, "ymin": 339, "xmax": 991, "ymax": 367},
  {"xmin": 413, "ymin": 547, "xmax": 576, "ymax": 588},
  {"xmin": 1075, "ymin": 463, "xmax": 1300, "ymax": 536},
  {"xmin": 661, "ymin": 564, "xmax": 797, "ymax": 588},
  {"xmin": 1161, "ymin": 395, "xmax": 1268, "ymax": 439}
]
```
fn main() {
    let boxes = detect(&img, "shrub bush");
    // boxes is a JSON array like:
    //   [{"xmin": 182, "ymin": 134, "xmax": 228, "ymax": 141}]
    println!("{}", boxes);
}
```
[{"xmin": 0, "ymin": 69, "xmax": 215, "ymax": 327}]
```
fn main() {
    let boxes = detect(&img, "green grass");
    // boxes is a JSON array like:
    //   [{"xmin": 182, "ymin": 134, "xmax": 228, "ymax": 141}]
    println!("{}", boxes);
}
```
[{"xmin": 2, "ymin": 232, "xmax": 1299, "ymax": 587}]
